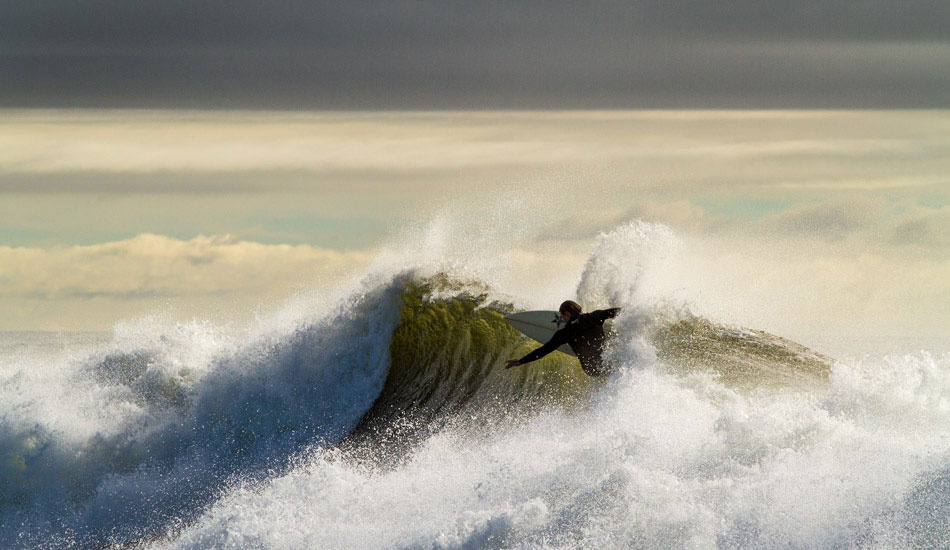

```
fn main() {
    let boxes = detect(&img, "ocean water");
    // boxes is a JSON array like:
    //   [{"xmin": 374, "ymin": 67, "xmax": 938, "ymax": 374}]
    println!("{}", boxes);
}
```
[{"xmin": 1, "ymin": 222, "xmax": 948, "ymax": 549}]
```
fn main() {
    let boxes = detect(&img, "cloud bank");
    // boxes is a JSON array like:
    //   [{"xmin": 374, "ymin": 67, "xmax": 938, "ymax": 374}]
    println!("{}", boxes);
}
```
[
  {"xmin": 0, "ymin": 235, "xmax": 371, "ymax": 330},
  {"xmin": 0, "ymin": 110, "xmax": 946, "ymax": 342},
  {"xmin": 0, "ymin": 234, "xmax": 371, "ymax": 300}
]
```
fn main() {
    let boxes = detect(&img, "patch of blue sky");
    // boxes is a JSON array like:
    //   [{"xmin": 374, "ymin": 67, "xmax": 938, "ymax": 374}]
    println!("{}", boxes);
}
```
[
  {"xmin": 0, "ymin": 224, "xmax": 57, "ymax": 246},
  {"xmin": 909, "ymin": 194, "xmax": 949, "ymax": 210},
  {"xmin": 242, "ymin": 214, "xmax": 391, "ymax": 249},
  {"xmin": 692, "ymin": 197, "xmax": 800, "ymax": 221}
]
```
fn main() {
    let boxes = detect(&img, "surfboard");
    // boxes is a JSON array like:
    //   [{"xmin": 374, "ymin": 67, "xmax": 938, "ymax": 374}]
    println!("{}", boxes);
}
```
[{"xmin": 504, "ymin": 310, "xmax": 576, "ymax": 357}]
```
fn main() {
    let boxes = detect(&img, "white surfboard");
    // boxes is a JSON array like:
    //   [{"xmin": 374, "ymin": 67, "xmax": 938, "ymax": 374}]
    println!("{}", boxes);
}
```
[{"xmin": 504, "ymin": 310, "xmax": 576, "ymax": 357}]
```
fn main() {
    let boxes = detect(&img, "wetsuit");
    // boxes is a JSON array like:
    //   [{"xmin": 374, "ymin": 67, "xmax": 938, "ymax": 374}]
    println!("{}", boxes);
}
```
[{"xmin": 518, "ymin": 308, "xmax": 621, "ymax": 376}]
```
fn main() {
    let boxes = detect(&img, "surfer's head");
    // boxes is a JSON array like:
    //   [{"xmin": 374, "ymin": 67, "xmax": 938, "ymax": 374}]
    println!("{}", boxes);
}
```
[{"xmin": 559, "ymin": 300, "xmax": 582, "ymax": 322}]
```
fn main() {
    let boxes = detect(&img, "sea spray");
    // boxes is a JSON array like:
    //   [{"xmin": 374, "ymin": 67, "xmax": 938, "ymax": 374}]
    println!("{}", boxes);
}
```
[{"xmin": 576, "ymin": 221, "xmax": 681, "ymax": 375}]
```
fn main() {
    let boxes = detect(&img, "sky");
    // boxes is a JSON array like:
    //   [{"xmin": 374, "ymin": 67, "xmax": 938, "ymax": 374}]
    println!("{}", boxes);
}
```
[
  {"xmin": 2, "ymin": 1, "xmax": 949, "ymax": 108},
  {"xmin": 1, "ymin": 3, "xmax": 948, "ymax": 352},
  {"xmin": 1, "ymin": 110, "xmax": 949, "ymax": 354}
]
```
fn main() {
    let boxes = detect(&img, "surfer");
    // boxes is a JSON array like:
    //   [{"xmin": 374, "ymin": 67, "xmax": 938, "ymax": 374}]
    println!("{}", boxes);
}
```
[{"xmin": 505, "ymin": 300, "xmax": 620, "ymax": 376}]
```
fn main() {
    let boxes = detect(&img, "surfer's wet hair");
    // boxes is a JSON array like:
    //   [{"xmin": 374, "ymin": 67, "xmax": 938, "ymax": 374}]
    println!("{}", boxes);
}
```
[{"xmin": 559, "ymin": 300, "xmax": 582, "ymax": 318}]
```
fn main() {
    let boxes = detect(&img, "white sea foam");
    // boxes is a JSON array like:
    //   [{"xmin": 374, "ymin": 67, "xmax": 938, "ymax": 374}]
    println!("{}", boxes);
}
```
[{"xmin": 164, "ymin": 350, "xmax": 950, "ymax": 549}]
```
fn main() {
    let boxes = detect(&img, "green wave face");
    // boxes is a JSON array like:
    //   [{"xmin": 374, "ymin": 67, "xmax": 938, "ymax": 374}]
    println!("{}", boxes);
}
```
[
  {"xmin": 649, "ymin": 316, "xmax": 831, "ymax": 391},
  {"xmin": 344, "ymin": 275, "xmax": 592, "ymax": 458},
  {"xmin": 344, "ymin": 275, "xmax": 832, "ymax": 460}
]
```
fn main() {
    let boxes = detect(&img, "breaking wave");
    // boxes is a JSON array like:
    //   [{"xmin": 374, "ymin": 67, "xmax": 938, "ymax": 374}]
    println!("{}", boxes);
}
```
[{"xmin": 1, "ymin": 221, "xmax": 947, "ymax": 549}]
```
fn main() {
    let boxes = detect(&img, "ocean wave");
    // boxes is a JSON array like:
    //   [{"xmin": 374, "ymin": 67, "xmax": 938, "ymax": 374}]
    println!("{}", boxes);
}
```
[{"xmin": 0, "ymin": 266, "xmax": 842, "ymax": 547}]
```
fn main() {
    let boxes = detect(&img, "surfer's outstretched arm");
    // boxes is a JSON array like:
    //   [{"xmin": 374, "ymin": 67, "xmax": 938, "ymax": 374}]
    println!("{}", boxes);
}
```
[
  {"xmin": 505, "ymin": 332, "xmax": 566, "ymax": 369},
  {"xmin": 591, "ymin": 307, "xmax": 621, "ymax": 322}
]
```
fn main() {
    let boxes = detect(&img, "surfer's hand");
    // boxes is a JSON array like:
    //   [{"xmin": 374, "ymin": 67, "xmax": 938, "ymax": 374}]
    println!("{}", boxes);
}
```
[{"xmin": 505, "ymin": 359, "xmax": 521, "ymax": 369}]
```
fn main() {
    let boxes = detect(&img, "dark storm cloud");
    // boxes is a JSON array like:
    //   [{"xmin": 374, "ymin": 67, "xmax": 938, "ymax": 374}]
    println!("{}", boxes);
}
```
[{"xmin": 1, "ymin": 1, "xmax": 948, "ymax": 108}]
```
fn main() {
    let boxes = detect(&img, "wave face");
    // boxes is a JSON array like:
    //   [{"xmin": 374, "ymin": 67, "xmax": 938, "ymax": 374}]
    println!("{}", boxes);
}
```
[
  {"xmin": 340, "ymin": 276, "xmax": 593, "ymax": 464},
  {"xmin": 343, "ymin": 275, "xmax": 834, "ymax": 466},
  {"xmin": 2, "ymin": 221, "xmax": 949, "ymax": 549}
]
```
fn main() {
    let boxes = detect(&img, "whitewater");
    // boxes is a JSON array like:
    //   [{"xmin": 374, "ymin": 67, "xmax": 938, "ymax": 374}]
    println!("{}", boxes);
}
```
[{"xmin": 1, "ymin": 221, "xmax": 948, "ymax": 549}]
